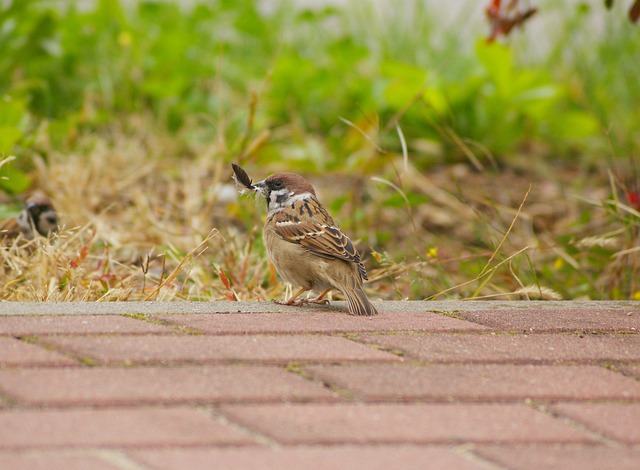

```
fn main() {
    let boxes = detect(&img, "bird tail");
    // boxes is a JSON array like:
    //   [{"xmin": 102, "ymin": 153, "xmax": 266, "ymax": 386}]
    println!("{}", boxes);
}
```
[{"xmin": 343, "ymin": 287, "xmax": 378, "ymax": 316}]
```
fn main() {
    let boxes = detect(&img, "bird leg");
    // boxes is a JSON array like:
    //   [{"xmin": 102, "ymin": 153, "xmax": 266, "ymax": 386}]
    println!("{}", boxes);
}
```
[
  {"xmin": 273, "ymin": 288, "xmax": 331, "ymax": 307},
  {"xmin": 273, "ymin": 287, "xmax": 308, "ymax": 306},
  {"xmin": 302, "ymin": 289, "xmax": 331, "ymax": 305}
]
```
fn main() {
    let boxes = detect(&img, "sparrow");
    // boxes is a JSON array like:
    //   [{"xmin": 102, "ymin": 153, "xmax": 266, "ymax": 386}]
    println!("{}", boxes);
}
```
[
  {"xmin": 251, "ymin": 171, "xmax": 378, "ymax": 316},
  {"xmin": 0, "ymin": 193, "xmax": 59, "ymax": 241}
]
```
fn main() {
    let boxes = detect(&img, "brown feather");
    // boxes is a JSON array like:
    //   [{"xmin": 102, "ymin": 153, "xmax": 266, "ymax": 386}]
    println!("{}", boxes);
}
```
[
  {"xmin": 0, "ymin": 217, "xmax": 26, "ymax": 239},
  {"xmin": 271, "ymin": 196, "xmax": 368, "ymax": 281},
  {"xmin": 231, "ymin": 163, "xmax": 254, "ymax": 189}
]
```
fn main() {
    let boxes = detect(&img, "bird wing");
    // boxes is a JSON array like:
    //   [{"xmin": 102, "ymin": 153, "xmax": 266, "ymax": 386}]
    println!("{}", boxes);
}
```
[
  {"xmin": 271, "ymin": 205, "xmax": 368, "ymax": 281},
  {"xmin": 0, "ymin": 213, "xmax": 31, "ymax": 239}
]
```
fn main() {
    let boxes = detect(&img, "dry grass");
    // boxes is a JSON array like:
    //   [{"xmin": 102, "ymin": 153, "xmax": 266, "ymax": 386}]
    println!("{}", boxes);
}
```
[
  {"xmin": 2, "ymin": 125, "xmax": 258, "ymax": 301},
  {"xmin": 2, "ymin": 118, "xmax": 638, "ymax": 302}
]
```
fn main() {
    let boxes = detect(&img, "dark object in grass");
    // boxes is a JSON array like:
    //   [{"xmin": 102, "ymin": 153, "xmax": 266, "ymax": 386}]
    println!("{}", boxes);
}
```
[{"xmin": 232, "ymin": 163, "xmax": 254, "ymax": 190}]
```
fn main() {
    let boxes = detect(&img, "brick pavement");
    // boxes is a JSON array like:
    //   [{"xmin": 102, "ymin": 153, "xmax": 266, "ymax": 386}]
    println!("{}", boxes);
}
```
[{"xmin": 0, "ymin": 301, "xmax": 638, "ymax": 469}]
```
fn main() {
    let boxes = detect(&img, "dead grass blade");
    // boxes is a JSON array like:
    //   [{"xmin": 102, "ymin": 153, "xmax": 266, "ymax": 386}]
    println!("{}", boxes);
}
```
[
  {"xmin": 396, "ymin": 122, "xmax": 409, "ymax": 173},
  {"xmin": 478, "ymin": 184, "xmax": 532, "ymax": 278},
  {"xmin": 143, "ymin": 229, "xmax": 219, "ymax": 301}
]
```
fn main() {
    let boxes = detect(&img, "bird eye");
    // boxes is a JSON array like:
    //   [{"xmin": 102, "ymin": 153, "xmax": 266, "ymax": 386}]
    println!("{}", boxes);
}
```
[{"xmin": 272, "ymin": 180, "xmax": 284, "ymax": 189}]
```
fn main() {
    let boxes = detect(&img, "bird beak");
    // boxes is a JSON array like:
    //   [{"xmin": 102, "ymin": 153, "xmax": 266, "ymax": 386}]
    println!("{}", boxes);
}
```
[{"xmin": 252, "ymin": 180, "xmax": 267, "ymax": 197}]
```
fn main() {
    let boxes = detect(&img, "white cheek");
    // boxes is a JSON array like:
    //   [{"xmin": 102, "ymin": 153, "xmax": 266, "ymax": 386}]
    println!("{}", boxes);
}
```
[
  {"xmin": 16, "ymin": 211, "xmax": 31, "ymax": 231},
  {"xmin": 268, "ymin": 189, "xmax": 292, "ymax": 211}
]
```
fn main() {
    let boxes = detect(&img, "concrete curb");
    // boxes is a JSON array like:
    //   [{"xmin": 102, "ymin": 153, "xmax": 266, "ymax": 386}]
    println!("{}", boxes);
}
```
[{"xmin": 0, "ymin": 300, "xmax": 637, "ymax": 315}]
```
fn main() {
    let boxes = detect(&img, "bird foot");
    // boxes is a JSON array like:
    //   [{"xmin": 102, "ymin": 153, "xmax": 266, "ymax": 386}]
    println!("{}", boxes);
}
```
[{"xmin": 273, "ymin": 299, "xmax": 302, "ymax": 306}]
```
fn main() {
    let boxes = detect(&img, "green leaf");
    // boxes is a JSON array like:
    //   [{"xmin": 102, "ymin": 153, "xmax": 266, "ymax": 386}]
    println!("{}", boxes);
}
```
[
  {"xmin": 0, "ymin": 161, "xmax": 31, "ymax": 194},
  {"xmin": 475, "ymin": 40, "xmax": 514, "ymax": 97},
  {"xmin": 0, "ymin": 203, "xmax": 23, "ymax": 219},
  {"xmin": 0, "ymin": 97, "xmax": 27, "ymax": 127},
  {"xmin": 0, "ymin": 127, "xmax": 22, "ymax": 153},
  {"xmin": 0, "ymin": 96, "xmax": 28, "ymax": 153},
  {"xmin": 381, "ymin": 62, "xmax": 428, "ymax": 109},
  {"xmin": 422, "ymin": 87, "xmax": 449, "ymax": 114},
  {"xmin": 547, "ymin": 110, "xmax": 600, "ymax": 139}
]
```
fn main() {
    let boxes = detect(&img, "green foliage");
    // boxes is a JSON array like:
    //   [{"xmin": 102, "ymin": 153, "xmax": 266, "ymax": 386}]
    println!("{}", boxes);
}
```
[
  {"xmin": 0, "ymin": 97, "xmax": 28, "ymax": 153},
  {"xmin": 375, "ymin": 40, "xmax": 600, "ymax": 158},
  {"xmin": 0, "ymin": 97, "xmax": 31, "ymax": 193},
  {"xmin": 0, "ymin": 159, "xmax": 31, "ymax": 194},
  {"xmin": 550, "ymin": 1, "xmax": 640, "ymax": 156},
  {"xmin": 0, "ymin": 0, "xmax": 625, "ymax": 163}
]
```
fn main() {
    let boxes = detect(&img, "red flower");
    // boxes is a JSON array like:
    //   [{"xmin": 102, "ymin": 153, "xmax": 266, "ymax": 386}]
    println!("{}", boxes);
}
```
[
  {"xmin": 485, "ymin": 0, "xmax": 537, "ymax": 42},
  {"xmin": 627, "ymin": 191, "xmax": 640, "ymax": 210}
]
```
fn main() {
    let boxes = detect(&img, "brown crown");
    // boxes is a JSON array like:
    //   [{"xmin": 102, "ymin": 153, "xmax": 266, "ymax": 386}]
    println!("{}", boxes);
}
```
[
  {"xmin": 265, "ymin": 173, "xmax": 317, "ymax": 197},
  {"xmin": 26, "ymin": 193, "xmax": 55, "ymax": 210}
]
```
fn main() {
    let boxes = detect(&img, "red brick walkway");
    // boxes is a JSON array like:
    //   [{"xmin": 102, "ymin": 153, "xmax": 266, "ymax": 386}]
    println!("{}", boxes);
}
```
[{"xmin": 0, "ymin": 301, "xmax": 639, "ymax": 469}]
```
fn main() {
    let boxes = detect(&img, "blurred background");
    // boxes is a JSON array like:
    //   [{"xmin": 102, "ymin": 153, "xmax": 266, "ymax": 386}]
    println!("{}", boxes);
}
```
[{"xmin": 0, "ymin": 0, "xmax": 638, "ymax": 301}]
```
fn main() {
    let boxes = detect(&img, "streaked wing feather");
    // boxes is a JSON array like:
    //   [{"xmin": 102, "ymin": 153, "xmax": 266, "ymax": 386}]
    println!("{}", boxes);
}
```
[
  {"xmin": 274, "ymin": 219, "xmax": 369, "ymax": 280},
  {"xmin": 271, "ymin": 196, "xmax": 369, "ymax": 280}
]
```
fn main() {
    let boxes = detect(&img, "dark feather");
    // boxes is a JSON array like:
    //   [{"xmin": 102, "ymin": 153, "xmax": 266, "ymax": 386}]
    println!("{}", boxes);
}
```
[
  {"xmin": 231, "ymin": 163, "xmax": 254, "ymax": 189},
  {"xmin": 344, "ymin": 286, "xmax": 378, "ymax": 316}
]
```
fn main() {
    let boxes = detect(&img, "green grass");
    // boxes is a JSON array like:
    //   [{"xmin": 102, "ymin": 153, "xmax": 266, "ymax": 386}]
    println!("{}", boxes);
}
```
[{"xmin": 0, "ymin": 0, "xmax": 638, "ymax": 301}]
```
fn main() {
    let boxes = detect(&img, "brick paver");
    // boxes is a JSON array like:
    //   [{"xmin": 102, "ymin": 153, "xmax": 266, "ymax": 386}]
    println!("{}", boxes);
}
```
[
  {"xmin": 453, "ymin": 307, "xmax": 639, "ymax": 332},
  {"xmin": 0, "ymin": 315, "xmax": 176, "ymax": 335},
  {"xmin": 152, "ymin": 311, "xmax": 489, "ymax": 334},
  {"xmin": 0, "ymin": 365, "xmax": 341, "ymax": 406},
  {"xmin": 219, "ymin": 403, "xmax": 595, "ymax": 444},
  {"xmin": 550, "ymin": 402, "xmax": 640, "ymax": 444},
  {"xmin": 0, "ymin": 452, "xmax": 126, "ymax": 470},
  {"xmin": 305, "ymin": 363, "xmax": 640, "ymax": 401},
  {"xmin": 619, "ymin": 363, "xmax": 640, "ymax": 379},
  {"xmin": 0, "ymin": 407, "xmax": 255, "ymax": 449},
  {"xmin": 617, "ymin": 364, "xmax": 640, "ymax": 379},
  {"xmin": 37, "ymin": 334, "xmax": 399, "ymax": 365},
  {"xmin": 129, "ymin": 446, "xmax": 486, "ymax": 470},
  {"xmin": 357, "ymin": 332, "xmax": 640, "ymax": 363},
  {"xmin": 0, "ymin": 301, "xmax": 638, "ymax": 469},
  {"xmin": 0, "ymin": 337, "xmax": 77, "ymax": 367},
  {"xmin": 474, "ymin": 445, "xmax": 640, "ymax": 470}
]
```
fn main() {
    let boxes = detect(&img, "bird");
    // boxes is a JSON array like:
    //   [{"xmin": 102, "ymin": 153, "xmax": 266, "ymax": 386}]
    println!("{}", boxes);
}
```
[
  {"xmin": 0, "ymin": 193, "xmax": 59, "ymax": 241},
  {"xmin": 251, "ymin": 171, "xmax": 378, "ymax": 316}
]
